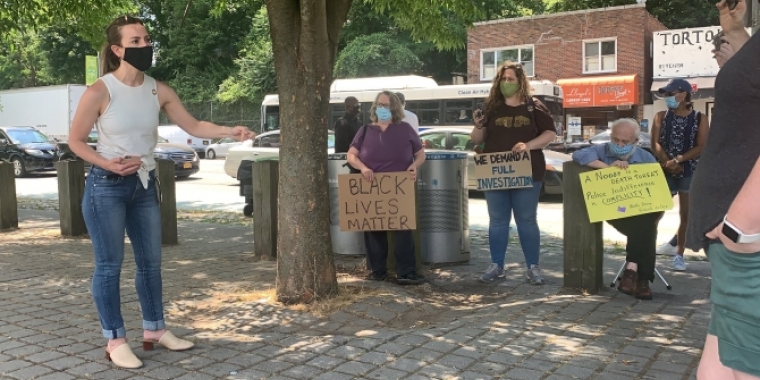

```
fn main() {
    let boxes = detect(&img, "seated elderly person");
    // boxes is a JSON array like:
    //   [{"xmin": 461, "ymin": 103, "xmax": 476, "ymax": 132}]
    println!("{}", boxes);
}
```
[{"xmin": 572, "ymin": 118, "xmax": 664, "ymax": 300}]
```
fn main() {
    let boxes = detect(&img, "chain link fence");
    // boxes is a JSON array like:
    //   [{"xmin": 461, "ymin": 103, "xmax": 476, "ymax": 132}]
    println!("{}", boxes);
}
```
[{"xmin": 160, "ymin": 100, "xmax": 260, "ymax": 132}]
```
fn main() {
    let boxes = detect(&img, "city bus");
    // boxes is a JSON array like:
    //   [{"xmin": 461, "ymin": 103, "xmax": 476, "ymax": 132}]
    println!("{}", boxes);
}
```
[{"xmin": 259, "ymin": 75, "xmax": 564, "ymax": 137}]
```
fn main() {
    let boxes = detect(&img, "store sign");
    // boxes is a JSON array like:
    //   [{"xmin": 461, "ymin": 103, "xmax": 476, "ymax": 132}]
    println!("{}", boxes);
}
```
[
  {"xmin": 653, "ymin": 26, "xmax": 751, "ymax": 78},
  {"xmin": 560, "ymin": 77, "xmax": 638, "ymax": 108}
]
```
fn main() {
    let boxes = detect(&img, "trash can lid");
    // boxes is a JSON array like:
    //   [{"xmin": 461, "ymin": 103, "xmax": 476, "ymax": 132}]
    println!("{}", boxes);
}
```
[
  {"xmin": 328, "ymin": 153, "xmax": 348, "ymax": 159},
  {"xmin": 424, "ymin": 151, "xmax": 468, "ymax": 160},
  {"xmin": 254, "ymin": 156, "xmax": 280, "ymax": 162}
]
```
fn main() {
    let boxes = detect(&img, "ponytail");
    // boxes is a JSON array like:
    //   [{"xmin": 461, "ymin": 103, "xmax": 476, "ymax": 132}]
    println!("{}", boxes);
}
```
[{"xmin": 100, "ymin": 44, "xmax": 120, "ymax": 75}]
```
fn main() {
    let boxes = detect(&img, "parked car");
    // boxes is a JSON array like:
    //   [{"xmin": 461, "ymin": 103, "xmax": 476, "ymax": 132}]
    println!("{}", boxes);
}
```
[
  {"xmin": 205, "ymin": 137, "xmax": 242, "ymax": 159},
  {"xmin": 158, "ymin": 125, "xmax": 211, "ymax": 158},
  {"xmin": 224, "ymin": 130, "xmax": 335, "ymax": 178},
  {"xmin": 418, "ymin": 127, "xmax": 572, "ymax": 195},
  {"xmin": 0, "ymin": 126, "xmax": 58, "ymax": 177},
  {"xmin": 56, "ymin": 132, "xmax": 200, "ymax": 178},
  {"xmin": 549, "ymin": 131, "xmax": 652, "ymax": 154}
]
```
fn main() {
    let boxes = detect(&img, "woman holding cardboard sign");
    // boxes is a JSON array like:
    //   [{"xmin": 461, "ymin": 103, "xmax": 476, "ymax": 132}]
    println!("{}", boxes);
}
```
[
  {"xmin": 347, "ymin": 91, "xmax": 426, "ymax": 285},
  {"xmin": 470, "ymin": 61, "xmax": 557, "ymax": 285}
]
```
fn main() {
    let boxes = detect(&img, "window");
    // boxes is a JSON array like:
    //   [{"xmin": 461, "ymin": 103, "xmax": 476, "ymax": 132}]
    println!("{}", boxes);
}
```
[
  {"xmin": 584, "ymin": 39, "xmax": 616, "ymax": 73},
  {"xmin": 451, "ymin": 133, "xmax": 477, "ymax": 152},
  {"xmin": 480, "ymin": 46, "xmax": 534, "ymax": 80},
  {"xmin": 405, "ymin": 101, "xmax": 441, "ymax": 126},
  {"xmin": 444, "ymin": 100, "xmax": 474, "ymax": 125},
  {"xmin": 260, "ymin": 134, "xmax": 280, "ymax": 147},
  {"xmin": 419, "ymin": 132, "xmax": 447, "ymax": 150}
]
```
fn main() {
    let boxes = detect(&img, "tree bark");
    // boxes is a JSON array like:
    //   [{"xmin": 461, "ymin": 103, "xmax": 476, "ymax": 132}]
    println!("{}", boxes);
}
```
[{"xmin": 266, "ymin": 0, "xmax": 352, "ymax": 304}]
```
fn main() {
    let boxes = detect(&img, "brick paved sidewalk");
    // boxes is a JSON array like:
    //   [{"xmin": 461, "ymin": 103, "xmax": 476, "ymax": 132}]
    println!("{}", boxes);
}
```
[{"xmin": 0, "ymin": 210, "xmax": 711, "ymax": 380}]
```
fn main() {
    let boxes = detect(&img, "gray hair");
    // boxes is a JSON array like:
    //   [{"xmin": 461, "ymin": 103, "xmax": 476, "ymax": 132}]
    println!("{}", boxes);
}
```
[{"xmin": 610, "ymin": 118, "xmax": 640, "ymax": 139}]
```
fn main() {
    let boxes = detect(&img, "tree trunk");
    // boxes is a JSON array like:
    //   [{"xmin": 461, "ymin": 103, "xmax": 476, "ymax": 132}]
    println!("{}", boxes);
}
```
[{"xmin": 266, "ymin": 0, "xmax": 352, "ymax": 304}]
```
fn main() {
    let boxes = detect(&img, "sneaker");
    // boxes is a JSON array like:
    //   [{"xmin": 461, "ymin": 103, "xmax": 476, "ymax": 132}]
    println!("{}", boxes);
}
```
[
  {"xmin": 366, "ymin": 271, "xmax": 388, "ymax": 281},
  {"xmin": 479, "ymin": 263, "xmax": 505, "ymax": 283},
  {"xmin": 672, "ymin": 255, "xmax": 686, "ymax": 271},
  {"xmin": 526, "ymin": 265, "xmax": 545, "ymax": 285},
  {"xmin": 397, "ymin": 272, "xmax": 425, "ymax": 285},
  {"xmin": 656, "ymin": 242, "xmax": 677, "ymax": 256}
]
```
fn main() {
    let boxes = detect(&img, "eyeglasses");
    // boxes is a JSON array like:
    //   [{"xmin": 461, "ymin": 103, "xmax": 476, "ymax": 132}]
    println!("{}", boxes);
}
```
[{"xmin": 376, "ymin": 102, "xmax": 391, "ymax": 108}]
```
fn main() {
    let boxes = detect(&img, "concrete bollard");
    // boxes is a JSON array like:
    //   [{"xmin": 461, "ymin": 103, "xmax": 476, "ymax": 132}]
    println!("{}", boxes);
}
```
[
  {"xmin": 55, "ymin": 160, "xmax": 87, "ymax": 236},
  {"xmin": 155, "ymin": 159, "xmax": 178, "ymax": 245},
  {"xmin": 0, "ymin": 162, "xmax": 18, "ymax": 230}
]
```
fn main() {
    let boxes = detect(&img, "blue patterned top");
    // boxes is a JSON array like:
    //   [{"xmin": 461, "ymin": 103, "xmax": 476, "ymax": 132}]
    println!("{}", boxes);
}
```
[{"xmin": 660, "ymin": 110, "xmax": 700, "ymax": 178}]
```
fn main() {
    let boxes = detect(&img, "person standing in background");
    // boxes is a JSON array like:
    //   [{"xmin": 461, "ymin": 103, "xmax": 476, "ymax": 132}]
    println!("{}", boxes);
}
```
[
  {"xmin": 333, "ymin": 96, "xmax": 362, "ymax": 153},
  {"xmin": 651, "ymin": 79, "xmax": 708, "ymax": 272},
  {"xmin": 395, "ymin": 92, "xmax": 420, "ymax": 133}
]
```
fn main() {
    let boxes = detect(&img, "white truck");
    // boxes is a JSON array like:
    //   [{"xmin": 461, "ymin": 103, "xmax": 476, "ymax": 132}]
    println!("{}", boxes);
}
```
[
  {"xmin": 0, "ymin": 84, "xmax": 87, "ymax": 141},
  {"xmin": 157, "ymin": 125, "xmax": 211, "ymax": 158}
]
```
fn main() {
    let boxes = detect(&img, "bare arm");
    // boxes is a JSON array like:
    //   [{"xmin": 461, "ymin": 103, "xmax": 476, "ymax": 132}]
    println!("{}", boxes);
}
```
[
  {"xmin": 347, "ymin": 147, "xmax": 366, "ymax": 171},
  {"xmin": 470, "ymin": 111, "xmax": 486, "ymax": 145},
  {"xmin": 68, "ymin": 82, "xmax": 112, "ymax": 169},
  {"xmin": 707, "ymin": 155, "xmax": 760, "ymax": 253},
  {"xmin": 158, "ymin": 81, "xmax": 254, "ymax": 141},
  {"xmin": 650, "ymin": 111, "xmax": 670, "ymax": 163},
  {"xmin": 410, "ymin": 148, "xmax": 426, "ymax": 169},
  {"xmin": 678, "ymin": 112, "xmax": 709, "ymax": 162}
]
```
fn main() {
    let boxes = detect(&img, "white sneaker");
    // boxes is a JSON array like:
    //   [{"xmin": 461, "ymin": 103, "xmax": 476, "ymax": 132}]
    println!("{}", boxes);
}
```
[
  {"xmin": 656, "ymin": 242, "xmax": 677, "ymax": 256},
  {"xmin": 672, "ymin": 255, "xmax": 686, "ymax": 271}
]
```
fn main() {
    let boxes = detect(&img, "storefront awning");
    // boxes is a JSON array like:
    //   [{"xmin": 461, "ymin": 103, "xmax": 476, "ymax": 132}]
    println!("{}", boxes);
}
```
[
  {"xmin": 557, "ymin": 75, "xmax": 639, "ymax": 108},
  {"xmin": 651, "ymin": 77, "xmax": 716, "ymax": 100}
]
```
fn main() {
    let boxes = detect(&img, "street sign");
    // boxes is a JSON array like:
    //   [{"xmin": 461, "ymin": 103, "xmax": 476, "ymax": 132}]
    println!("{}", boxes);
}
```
[
  {"xmin": 567, "ymin": 117, "xmax": 582, "ymax": 136},
  {"xmin": 85, "ymin": 55, "xmax": 98, "ymax": 85}
]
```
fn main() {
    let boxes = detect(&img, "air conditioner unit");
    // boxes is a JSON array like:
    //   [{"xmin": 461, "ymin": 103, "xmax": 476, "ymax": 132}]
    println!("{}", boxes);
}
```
[{"xmin": 616, "ymin": 104, "xmax": 632, "ymax": 110}]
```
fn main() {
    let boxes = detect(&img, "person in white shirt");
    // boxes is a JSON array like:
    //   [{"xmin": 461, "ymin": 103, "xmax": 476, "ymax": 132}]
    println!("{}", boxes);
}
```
[{"xmin": 395, "ymin": 92, "xmax": 419, "ymax": 133}]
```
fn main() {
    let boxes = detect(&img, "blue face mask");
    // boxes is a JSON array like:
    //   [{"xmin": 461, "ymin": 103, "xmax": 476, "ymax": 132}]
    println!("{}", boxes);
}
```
[
  {"xmin": 664, "ymin": 96, "xmax": 679, "ymax": 109},
  {"xmin": 608, "ymin": 142, "xmax": 635, "ymax": 157},
  {"xmin": 375, "ymin": 107, "xmax": 392, "ymax": 121}
]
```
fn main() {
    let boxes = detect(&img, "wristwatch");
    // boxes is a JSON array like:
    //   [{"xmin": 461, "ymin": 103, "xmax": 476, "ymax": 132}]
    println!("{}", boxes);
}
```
[{"xmin": 722, "ymin": 216, "xmax": 760, "ymax": 244}]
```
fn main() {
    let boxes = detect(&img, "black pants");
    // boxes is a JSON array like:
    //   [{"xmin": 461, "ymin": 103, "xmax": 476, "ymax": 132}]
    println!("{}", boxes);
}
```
[
  {"xmin": 364, "ymin": 231, "xmax": 416, "ymax": 277},
  {"xmin": 606, "ymin": 212, "xmax": 664, "ymax": 282}
]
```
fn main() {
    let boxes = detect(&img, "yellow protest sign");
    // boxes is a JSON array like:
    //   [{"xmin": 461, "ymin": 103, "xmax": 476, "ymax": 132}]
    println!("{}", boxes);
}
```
[
  {"xmin": 338, "ymin": 172, "xmax": 416, "ymax": 231},
  {"xmin": 579, "ymin": 163, "xmax": 673, "ymax": 223},
  {"xmin": 473, "ymin": 151, "xmax": 533, "ymax": 191}
]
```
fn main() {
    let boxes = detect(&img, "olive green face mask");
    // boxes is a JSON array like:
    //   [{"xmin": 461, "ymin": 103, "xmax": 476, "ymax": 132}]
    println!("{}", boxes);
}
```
[{"xmin": 500, "ymin": 82, "xmax": 519, "ymax": 97}]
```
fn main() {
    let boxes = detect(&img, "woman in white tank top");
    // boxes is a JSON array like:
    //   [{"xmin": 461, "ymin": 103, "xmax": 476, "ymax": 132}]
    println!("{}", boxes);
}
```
[{"xmin": 68, "ymin": 16, "xmax": 255, "ymax": 369}]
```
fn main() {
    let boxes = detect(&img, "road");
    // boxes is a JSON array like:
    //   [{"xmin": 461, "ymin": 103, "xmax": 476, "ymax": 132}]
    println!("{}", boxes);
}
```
[{"xmin": 13, "ymin": 159, "xmax": 695, "ymax": 254}]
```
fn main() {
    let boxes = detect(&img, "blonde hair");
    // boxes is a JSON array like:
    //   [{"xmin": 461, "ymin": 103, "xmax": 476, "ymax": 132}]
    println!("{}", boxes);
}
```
[
  {"xmin": 484, "ymin": 61, "xmax": 532, "ymax": 116},
  {"xmin": 369, "ymin": 91, "xmax": 405, "ymax": 123}
]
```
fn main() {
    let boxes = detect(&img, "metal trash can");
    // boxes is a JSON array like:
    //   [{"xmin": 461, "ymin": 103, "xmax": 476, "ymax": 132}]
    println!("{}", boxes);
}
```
[
  {"xmin": 417, "ymin": 151, "xmax": 469, "ymax": 263},
  {"xmin": 328, "ymin": 153, "xmax": 366, "ymax": 255},
  {"xmin": 237, "ymin": 160, "xmax": 254, "ymax": 216}
]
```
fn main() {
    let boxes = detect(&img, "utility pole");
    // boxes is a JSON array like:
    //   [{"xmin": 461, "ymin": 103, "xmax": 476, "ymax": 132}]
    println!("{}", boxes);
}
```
[{"xmin": 746, "ymin": 0, "xmax": 759, "ymax": 34}]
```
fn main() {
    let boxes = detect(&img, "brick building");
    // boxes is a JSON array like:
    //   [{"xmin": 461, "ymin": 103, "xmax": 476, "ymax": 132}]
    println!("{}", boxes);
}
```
[{"xmin": 467, "ymin": 4, "xmax": 667, "ymax": 139}]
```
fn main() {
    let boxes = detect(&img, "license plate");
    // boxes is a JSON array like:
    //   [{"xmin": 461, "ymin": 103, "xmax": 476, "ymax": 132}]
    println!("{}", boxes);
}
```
[{"xmin": 183, "ymin": 162, "xmax": 192, "ymax": 169}]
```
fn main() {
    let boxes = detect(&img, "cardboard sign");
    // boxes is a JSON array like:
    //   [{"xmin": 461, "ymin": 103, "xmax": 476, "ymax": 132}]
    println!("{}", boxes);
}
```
[
  {"xmin": 579, "ymin": 163, "xmax": 674, "ymax": 223},
  {"xmin": 473, "ymin": 151, "xmax": 533, "ymax": 191},
  {"xmin": 338, "ymin": 172, "xmax": 416, "ymax": 231}
]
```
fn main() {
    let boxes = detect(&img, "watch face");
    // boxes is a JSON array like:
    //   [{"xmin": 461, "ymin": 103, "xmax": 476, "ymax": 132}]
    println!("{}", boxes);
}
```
[{"xmin": 722, "ymin": 222, "xmax": 741, "ymax": 243}]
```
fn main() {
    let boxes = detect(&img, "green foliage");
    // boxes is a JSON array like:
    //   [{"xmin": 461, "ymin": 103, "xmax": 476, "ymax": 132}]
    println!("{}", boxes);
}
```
[
  {"xmin": 0, "ymin": 31, "xmax": 52, "ymax": 89},
  {"xmin": 216, "ymin": 6, "xmax": 276, "ymax": 104},
  {"xmin": 334, "ymin": 33, "xmax": 423, "ymax": 78},
  {"xmin": 145, "ymin": 0, "xmax": 256, "ymax": 104},
  {"xmin": 545, "ymin": 0, "xmax": 719, "ymax": 29},
  {"xmin": 38, "ymin": 26, "xmax": 99, "ymax": 85}
]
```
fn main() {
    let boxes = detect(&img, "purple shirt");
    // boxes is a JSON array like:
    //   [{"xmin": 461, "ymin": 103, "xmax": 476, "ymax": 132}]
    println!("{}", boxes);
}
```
[{"xmin": 351, "ymin": 122, "xmax": 422, "ymax": 173}]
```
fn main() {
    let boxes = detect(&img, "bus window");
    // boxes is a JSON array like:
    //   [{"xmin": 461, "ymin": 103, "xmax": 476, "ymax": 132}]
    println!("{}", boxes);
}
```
[
  {"xmin": 406, "ymin": 101, "xmax": 440, "ymax": 126},
  {"xmin": 264, "ymin": 106, "xmax": 279, "ymax": 132},
  {"xmin": 444, "ymin": 100, "xmax": 475, "ymax": 125}
]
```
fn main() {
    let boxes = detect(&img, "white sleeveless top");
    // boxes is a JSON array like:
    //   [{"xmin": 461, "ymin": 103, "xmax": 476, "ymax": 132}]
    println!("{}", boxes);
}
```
[{"xmin": 96, "ymin": 73, "xmax": 160, "ymax": 186}]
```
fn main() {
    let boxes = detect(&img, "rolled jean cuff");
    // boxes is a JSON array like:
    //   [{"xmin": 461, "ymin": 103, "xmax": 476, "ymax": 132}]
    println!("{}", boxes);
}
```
[
  {"xmin": 102, "ymin": 326, "xmax": 126, "ymax": 339},
  {"xmin": 143, "ymin": 319, "xmax": 166, "ymax": 331}
]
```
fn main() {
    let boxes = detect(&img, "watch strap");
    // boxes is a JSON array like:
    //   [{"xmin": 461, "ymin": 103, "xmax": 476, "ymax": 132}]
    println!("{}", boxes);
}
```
[{"xmin": 724, "ymin": 216, "xmax": 760, "ymax": 244}]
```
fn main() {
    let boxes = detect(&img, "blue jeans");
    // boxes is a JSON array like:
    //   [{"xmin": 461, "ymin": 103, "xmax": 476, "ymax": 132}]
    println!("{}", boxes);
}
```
[
  {"xmin": 82, "ymin": 167, "xmax": 165, "ymax": 339},
  {"xmin": 484, "ymin": 181, "xmax": 542, "ymax": 268}
]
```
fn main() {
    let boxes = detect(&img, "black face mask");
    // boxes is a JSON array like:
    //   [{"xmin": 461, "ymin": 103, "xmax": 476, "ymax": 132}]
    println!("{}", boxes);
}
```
[
  {"xmin": 122, "ymin": 46, "xmax": 153, "ymax": 72},
  {"xmin": 347, "ymin": 106, "xmax": 360, "ymax": 116}
]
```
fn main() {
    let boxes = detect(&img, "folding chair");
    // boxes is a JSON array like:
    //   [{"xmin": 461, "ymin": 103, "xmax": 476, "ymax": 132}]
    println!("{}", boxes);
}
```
[{"xmin": 610, "ymin": 261, "xmax": 672, "ymax": 290}]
